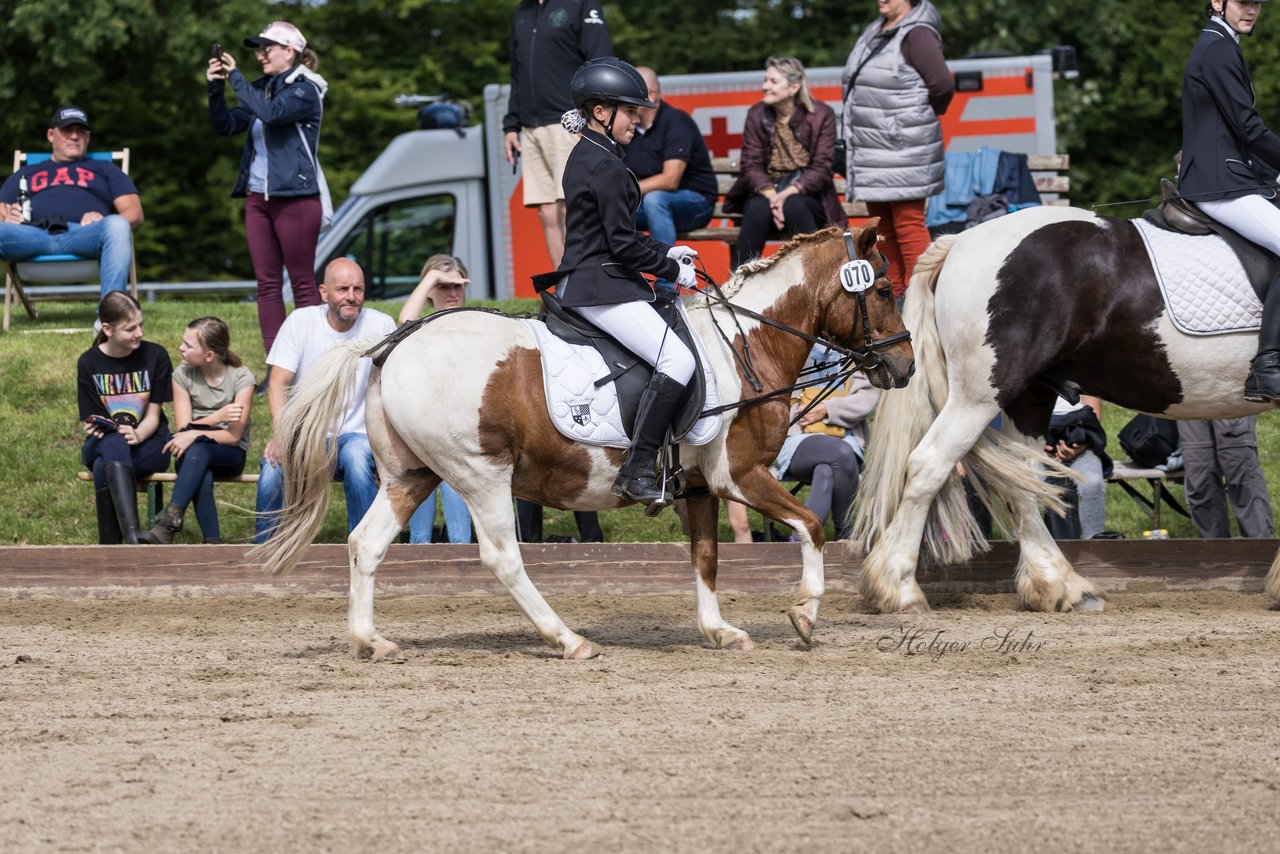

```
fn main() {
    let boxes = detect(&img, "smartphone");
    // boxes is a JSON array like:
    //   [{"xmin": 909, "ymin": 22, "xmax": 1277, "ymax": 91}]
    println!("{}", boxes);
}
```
[
  {"xmin": 211, "ymin": 42, "xmax": 223, "ymax": 61},
  {"xmin": 87, "ymin": 414, "xmax": 117, "ymax": 432}
]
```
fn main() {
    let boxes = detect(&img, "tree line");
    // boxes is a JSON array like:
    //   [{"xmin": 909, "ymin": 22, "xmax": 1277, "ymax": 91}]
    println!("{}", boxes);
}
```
[{"xmin": 0, "ymin": 0, "xmax": 1262, "ymax": 282}]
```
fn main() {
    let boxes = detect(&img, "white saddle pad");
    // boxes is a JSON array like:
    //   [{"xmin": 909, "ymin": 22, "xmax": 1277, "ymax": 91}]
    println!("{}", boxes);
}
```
[
  {"xmin": 525, "ymin": 302, "xmax": 723, "ymax": 449},
  {"xmin": 1132, "ymin": 218, "xmax": 1262, "ymax": 336}
]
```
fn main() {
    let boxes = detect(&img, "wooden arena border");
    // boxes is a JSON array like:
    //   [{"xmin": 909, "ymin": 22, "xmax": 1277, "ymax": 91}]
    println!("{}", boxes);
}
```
[{"xmin": 0, "ymin": 540, "xmax": 1272, "ymax": 599}]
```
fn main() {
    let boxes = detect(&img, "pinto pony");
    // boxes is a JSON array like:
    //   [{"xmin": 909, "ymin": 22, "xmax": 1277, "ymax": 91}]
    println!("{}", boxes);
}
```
[
  {"xmin": 251, "ymin": 225, "xmax": 913, "ymax": 660},
  {"xmin": 855, "ymin": 205, "xmax": 1280, "ymax": 614}
]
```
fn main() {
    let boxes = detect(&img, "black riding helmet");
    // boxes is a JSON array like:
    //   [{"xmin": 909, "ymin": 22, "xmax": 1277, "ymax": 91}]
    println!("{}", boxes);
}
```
[{"xmin": 571, "ymin": 57, "xmax": 655, "ymax": 140}]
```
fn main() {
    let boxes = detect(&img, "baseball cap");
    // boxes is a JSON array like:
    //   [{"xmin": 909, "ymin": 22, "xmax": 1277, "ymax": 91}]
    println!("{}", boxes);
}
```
[
  {"xmin": 50, "ymin": 106, "xmax": 90, "ymax": 130},
  {"xmin": 243, "ymin": 21, "xmax": 307, "ymax": 53}
]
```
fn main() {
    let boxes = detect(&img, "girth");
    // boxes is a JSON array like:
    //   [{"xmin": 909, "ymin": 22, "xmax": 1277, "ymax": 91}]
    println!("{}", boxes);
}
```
[
  {"xmin": 1143, "ymin": 178, "xmax": 1278, "ymax": 298},
  {"xmin": 538, "ymin": 290, "xmax": 707, "ymax": 441}
]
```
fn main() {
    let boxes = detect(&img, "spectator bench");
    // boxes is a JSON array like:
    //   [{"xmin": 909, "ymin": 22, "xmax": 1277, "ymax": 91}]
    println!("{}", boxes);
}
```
[
  {"xmin": 679, "ymin": 154, "xmax": 1071, "ymax": 245},
  {"xmin": 1106, "ymin": 460, "xmax": 1189, "ymax": 530},
  {"xmin": 77, "ymin": 470, "xmax": 258, "ymax": 526}
]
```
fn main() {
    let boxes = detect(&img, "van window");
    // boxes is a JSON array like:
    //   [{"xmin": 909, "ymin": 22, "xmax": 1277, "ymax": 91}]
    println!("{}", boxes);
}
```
[{"xmin": 322, "ymin": 194, "xmax": 457, "ymax": 299}]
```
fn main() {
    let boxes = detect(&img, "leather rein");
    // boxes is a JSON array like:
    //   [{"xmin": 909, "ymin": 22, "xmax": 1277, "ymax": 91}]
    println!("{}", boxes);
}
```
[{"xmin": 691, "ymin": 230, "xmax": 911, "ymax": 423}]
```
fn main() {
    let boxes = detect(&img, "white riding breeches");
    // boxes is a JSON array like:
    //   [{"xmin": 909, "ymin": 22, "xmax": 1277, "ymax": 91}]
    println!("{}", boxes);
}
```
[
  {"xmin": 575, "ymin": 300, "xmax": 697, "ymax": 386},
  {"xmin": 1198, "ymin": 193, "xmax": 1280, "ymax": 256}
]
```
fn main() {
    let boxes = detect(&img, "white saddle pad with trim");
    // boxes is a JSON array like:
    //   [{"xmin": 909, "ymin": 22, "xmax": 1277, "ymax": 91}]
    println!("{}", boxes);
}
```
[
  {"xmin": 525, "ymin": 302, "xmax": 723, "ymax": 449},
  {"xmin": 1132, "ymin": 218, "xmax": 1261, "ymax": 336}
]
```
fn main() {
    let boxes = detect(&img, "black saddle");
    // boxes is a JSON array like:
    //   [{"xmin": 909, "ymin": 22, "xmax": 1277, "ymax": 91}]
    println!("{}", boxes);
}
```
[
  {"xmin": 538, "ymin": 290, "xmax": 707, "ymax": 441},
  {"xmin": 1142, "ymin": 178, "xmax": 1278, "ymax": 298}
]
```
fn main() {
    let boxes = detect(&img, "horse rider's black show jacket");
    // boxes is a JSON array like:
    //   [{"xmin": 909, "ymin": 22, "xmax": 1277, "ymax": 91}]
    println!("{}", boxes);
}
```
[
  {"xmin": 540, "ymin": 128, "xmax": 680, "ymax": 308},
  {"xmin": 1181, "ymin": 19, "xmax": 1280, "ymax": 201}
]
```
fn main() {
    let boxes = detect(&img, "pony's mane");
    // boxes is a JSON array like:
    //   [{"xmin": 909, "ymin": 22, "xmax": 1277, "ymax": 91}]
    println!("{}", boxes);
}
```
[{"xmin": 691, "ymin": 226, "xmax": 845, "ymax": 305}]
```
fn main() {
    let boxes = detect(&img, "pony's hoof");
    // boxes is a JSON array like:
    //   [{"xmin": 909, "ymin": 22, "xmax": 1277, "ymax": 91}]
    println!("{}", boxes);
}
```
[
  {"xmin": 563, "ymin": 639, "xmax": 602, "ymax": 660},
  {"xmin": 357, "ymin": 639, "xmax": 405, "ymax": 663},
  {"xmin": 787, "ymin": 608, "xmax": 815, "ymax": 645},
  {"xmin": 900, "ymin": 599, "xmax": 930, "ymax": 614},
  {"xmin": 1068, "ymin": 592, "xmax": 1107, "ymax": 613},
  {"xmin": 711, "ymin": 629, "xmax": 754, "ymax": 651}
]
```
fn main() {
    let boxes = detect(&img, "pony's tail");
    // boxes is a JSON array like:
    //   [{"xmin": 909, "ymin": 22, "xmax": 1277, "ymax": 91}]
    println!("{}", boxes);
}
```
[
  {"xmin": 248, "ymin": 339, "xmax": 376, "ymax": 577},
  {"xmin": 853, "ymin": 236, "xmax": 958, "ymax": 556},
  {"xmin": 853, "ymin": 236, "xmax": 1070, "ymax": 566}
]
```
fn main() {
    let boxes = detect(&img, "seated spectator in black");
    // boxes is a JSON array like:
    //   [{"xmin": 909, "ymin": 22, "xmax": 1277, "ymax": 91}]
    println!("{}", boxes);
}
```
[
  {"xmin": 1044, "ymin": 395, "xmax": 1110, "ymax": 540},
  {"xmin": 0, "ymin": 106, "xmax": 143, "ymax": 312},
  {"xmin": 1180, "ymin": 417, "xmax": 1273, "ymax": 538},
  {"xmin": 77, "ymin": 292, "xmax": 172, "ymax": 544},
  {"xmin": 140, "ymin": 317, "xmax": 255, "ymax": 545},
  {"xmin": 625, "ymin": 66, "xmax": 718, "ymax": 293}
]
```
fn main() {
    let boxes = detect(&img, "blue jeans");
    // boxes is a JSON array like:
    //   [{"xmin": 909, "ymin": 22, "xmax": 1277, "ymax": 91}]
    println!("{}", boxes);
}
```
[
  {"xmin": 0, "ymin": 215, "xmax": 133, "ymax": 299},
  {"xmin": 254, "ymin": 432, "xmax": 379, "ymax": 543},
  {"xmin": 635, "ymin": 189, "xmax": 715, "ymax": 291},
  {"xmin": 407, "ymin": 482, "xmax": 472, "ymax": 544},
  {"xmin": 171, "ymin": 438, "xmax": 246, "ymax": 541}
]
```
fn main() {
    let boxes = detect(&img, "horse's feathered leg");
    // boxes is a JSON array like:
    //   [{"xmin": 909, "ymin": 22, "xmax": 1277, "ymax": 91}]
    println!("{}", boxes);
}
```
[
  {"xmin": 686, "ymin": 492, "xmax": 753, "ymax": 650},
  {"xmin": 348, "ymin": 489, "xmax": 411, "ymax": 661},
  {"xmin": 1266, "ymin": 550, "xmax": 1280, "ymax": 602},
  {"xmin": 466, "ymin": 476, "xmax": 601, "ymax": 660},
  {"xmin": 1000, "ymin": 427, "xmax": 1106, "ymax": 613},
  {"xmin": 859, "ymin": 400, "xmax": 999, "ymax": 613},
  {"xmin": 730, "ymin": 466, "xmax": 826, "ymax": 644}
]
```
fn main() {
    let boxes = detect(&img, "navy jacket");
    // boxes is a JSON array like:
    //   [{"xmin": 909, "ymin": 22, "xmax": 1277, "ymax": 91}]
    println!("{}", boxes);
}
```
[
  {"xmin": 537, "ymin": 129, "xmax": 679, "ymax": 307},
  {"xmin": 1180, "ymin": 22, "xmax": 1280, "ymax": 201},
  {"xmin": 503, "ymin": 0, "xmax": 613, "ymax": 134},
  {"xmin": 208, "ymin": 65, "xmax": 327, "ymax": 199}
]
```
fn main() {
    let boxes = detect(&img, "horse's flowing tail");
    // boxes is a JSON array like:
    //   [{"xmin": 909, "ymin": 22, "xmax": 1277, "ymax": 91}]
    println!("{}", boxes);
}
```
[
  {"xmin": 853, "ymin": 236, "xmax": 1067, "ymax": 565},
  {"xmin": 248, "ymin": 339, "xmax": 377, "ymax": 577}
]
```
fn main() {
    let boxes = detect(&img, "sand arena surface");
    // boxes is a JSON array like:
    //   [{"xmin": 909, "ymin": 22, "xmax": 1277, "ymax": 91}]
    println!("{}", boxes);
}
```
[{"xmin": 3, "ymin": 589, "xmax": 1279, "ymax": 852}]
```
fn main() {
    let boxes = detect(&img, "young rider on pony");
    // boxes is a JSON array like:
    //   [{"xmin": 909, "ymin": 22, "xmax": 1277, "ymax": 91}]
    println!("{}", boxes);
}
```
[
  {"xmin": 539, "ymin": 57, "xmax": 700, "ymax": 503},
  {"xmin": 1181, "ymin": 0, "xmax": 1280, "ymax": 400}
]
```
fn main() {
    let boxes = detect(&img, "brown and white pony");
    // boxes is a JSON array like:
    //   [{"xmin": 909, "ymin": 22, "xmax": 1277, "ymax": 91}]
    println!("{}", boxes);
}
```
[{"xmin": 250, "ymin": 224, "xmax": 913, "ymax": 660}]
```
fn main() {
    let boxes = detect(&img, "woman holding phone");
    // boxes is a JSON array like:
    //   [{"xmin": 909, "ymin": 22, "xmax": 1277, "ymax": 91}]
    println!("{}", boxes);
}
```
[{"xmin": 206, "ymin": 20, "xmax": 330, "ymax": 358}]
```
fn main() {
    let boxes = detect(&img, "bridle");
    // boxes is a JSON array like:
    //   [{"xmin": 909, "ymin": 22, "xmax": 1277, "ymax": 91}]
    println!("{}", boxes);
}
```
[{"xmin": 691, "ymin": 230, "xmax": 911, "ymax": 422}]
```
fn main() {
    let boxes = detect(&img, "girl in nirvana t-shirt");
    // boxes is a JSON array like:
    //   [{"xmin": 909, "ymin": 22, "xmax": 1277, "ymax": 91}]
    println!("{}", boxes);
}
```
[{"xmin": 76, "ymin": 292, "xmax": 173, "ymax": 544}]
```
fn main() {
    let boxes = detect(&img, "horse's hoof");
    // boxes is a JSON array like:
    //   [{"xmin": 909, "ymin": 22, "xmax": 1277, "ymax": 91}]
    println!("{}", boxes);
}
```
[
  {"xmin": 563, "ymin": 639, "xmax": 602, "ymax": 660},
  {"xmin": 355, "ymin": 639, "xmax": 405, "ymax": 663},
  {"xmin": 787, "ymin": 608, "xmax": 815, "ymax": 645},
  {"xmin": 1068, "ymin": 592, "xmax": 1106, "ymax": 613},
  {"xmin": 712, "ymin": 629, "xmax": 754, "ymax": 651},
  {"xmin": 900, "ymin": 599, "xmax": 930, "ymax": 614}
]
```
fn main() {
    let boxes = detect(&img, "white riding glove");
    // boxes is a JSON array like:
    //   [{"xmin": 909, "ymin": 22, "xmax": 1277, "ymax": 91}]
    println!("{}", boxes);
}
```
[
  {"xmin": 666, "ymin": 245, "xmax": 698, "ymax": 263},
  {"xmin": 675, "ymin": 257, "xmax": 698, "ymax": 289}
]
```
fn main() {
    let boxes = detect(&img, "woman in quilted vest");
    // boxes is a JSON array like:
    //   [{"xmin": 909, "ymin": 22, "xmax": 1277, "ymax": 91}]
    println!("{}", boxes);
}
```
[
  {"xmin": 842, "ymin": 0, "xmax": 954, "ymax": 298},
  {"xmin": 723, "ymin": 57, "xmax": 844, "ymax": 269}
]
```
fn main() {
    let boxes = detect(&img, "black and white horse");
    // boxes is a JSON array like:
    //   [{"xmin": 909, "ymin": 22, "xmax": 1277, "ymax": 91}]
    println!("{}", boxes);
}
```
[{"xmin": 854, "ymin": 205, "xmax": 1279, "ymax": 613}]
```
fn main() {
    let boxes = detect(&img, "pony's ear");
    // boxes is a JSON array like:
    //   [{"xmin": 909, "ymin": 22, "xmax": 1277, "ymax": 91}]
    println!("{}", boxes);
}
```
[{"xmin": 855, "ymin": 217, "xmax": 881, "ymax": 259}]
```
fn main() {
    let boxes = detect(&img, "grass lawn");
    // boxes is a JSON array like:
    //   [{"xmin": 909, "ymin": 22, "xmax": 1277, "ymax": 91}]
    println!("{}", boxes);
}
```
[{"xmin": 2, "ymin": 299, "xmax": 1277, "ymax": 546}]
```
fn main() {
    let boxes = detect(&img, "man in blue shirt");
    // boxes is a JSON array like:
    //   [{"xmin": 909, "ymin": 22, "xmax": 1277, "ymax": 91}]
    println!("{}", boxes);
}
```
[
  {"xmin": 0, "ymin": 106, "xmax": 143, "ymax": 302},
  {"xmin": 626, "ymin": 67, "xmax": 717, "ymax": 292}
]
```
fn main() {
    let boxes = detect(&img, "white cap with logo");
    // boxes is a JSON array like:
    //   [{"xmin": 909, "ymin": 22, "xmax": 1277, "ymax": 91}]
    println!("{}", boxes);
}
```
[{"xmin": 243, "ymin": 21, "xmax": 307, "ymax": 54}]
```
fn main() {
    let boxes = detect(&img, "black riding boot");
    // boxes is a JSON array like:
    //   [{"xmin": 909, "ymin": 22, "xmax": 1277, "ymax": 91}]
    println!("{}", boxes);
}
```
[
  {"xmin": 95, "ymin": 486, "xmax": 122, "ymax": 545},
  {"xmin": 612, "ymin": 372, "xmax": 687, "ymax": 503},
  {"xmin": 103, "ymin": 461, "xmax": 141, "ymax": 545},
  {"xmin": 1245, "ymin": 274, "xmax": 1280, "ymax": 401}
]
